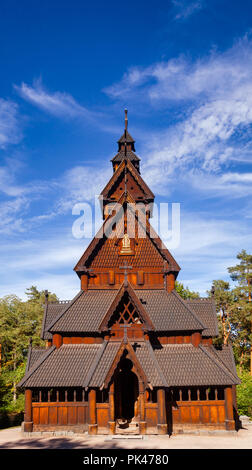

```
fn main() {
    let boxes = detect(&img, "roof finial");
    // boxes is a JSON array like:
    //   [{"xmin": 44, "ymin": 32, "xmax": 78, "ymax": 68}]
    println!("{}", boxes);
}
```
[{"xmin": 124, "ymin": 108, "xmax": 128, "ymax": 131}]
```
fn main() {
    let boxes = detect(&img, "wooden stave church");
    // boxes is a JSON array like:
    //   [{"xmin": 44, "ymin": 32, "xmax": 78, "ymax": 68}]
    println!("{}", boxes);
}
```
[{"xmin": 19, "ymin": 112, "xmax": 240, "ymax": 435}]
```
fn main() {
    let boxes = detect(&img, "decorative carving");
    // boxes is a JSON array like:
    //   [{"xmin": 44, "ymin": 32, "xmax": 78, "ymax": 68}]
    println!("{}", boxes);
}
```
[{"xmin": 120, "ymin": 233, "xmax": 133, "ymax": 255}]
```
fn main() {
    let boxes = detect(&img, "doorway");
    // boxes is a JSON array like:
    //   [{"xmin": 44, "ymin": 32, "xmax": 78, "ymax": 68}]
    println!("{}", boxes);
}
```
[{"xmin": 114, "ymin": 356, "xmax": 139, "ymax": 430}]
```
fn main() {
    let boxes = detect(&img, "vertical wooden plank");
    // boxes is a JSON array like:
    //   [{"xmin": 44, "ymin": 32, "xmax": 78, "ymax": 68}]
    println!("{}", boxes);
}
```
[
  {"xmin": 218, "ymin": 404, "xmax": 225, "ymax": 423},
  {"xmin": 40, "ymin": 406, "xmax": 49, "ymax": 425},
  {"xmin": 77, "ymin": 406, "xmax": 85, "ymax": 424},
  {"xmin": 157, "ymin": 388, "xmax": 167, "ymax": 434},
  {"xmin": 88, "ymin": 389, "xmax": 97, "ymax": 434},
  {"xmin": 108, "ymin": 270, "xmax": 115, "ymax": 285},
  {"xmin": 202, "ymin": 405, "xmax": 210, "ymax": 423},
  {"xmin": 225, "ymin": 386, "xmax": 235, "ymax": 430},
  {"xmin": 68, "ymin": 406, "xmax": 77, "ymax": 425},
  {"xmin": 32, "ymin": 406, "xmax": 40, "ymax": 425},
  {"xmin": 49, "ymin": 406, "xmax": 58, "ymax": 425},
  {"xmin": 190, "ymin": 406, "xmax": 200, "ymax": 423},
  {"xmin": 180, "ymin": 406, "xmax": 191, "ymax": 423},
  {"xmin": 210, "ymin": 405, "xmax": 218, "ymax": 424}
]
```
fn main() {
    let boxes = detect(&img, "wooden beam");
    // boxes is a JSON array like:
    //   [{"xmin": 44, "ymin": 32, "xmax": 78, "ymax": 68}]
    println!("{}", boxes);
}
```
[
  {"xmin": 24, "ymin": 389, "xmax": 33, "ymax": 432},
  {"xmin": 166, "ymin": 273, "xmax": 175, "ymax": 293},
  {"xmin": 108, "ymin": 382, "xmax": 115, "ymax": 434},
  {"xmin": 88, "ymin": 389, "xmax": 97, "ymax": 435},
  {"xmin": 192, "ymin": 332, "xmax": 201, "ymax": 347},
  {"xmin": 139, "ymin": 382, "xmax": 146, "ymax": 434},
  {"xmin": 157, "ymin": 388, "xmax": 167, "ymax": 434},
  {"xmin": 81, "ymin": 273, "xmax": 88, "ymax": 291},
  {"xmin": 224, "ymin": 386, "xmax": 235, "ymax": 430},
  {"xmin": 53, "ymin": 334, "xmax": 62, "ymax": 349}
]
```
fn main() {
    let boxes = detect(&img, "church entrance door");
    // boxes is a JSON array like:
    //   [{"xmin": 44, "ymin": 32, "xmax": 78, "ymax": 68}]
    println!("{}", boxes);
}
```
[{"xmin": 114, "ymin": 356, "xmax": 139, "ymax": 433}]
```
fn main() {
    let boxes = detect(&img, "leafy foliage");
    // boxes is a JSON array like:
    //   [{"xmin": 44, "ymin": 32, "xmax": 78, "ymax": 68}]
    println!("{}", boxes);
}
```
[
  {"xmin": 175, "ymin": 281, "xmax": 200, "ymax": 299},
  {"xmin": 0, "ymin": 287, "xmax": 57, "ymax": 413},
  {"xmin": 236, "ymin": 370, "xmax": 252, "ymax": 417},
  {"xmin": 209, "ymin": 250, "xmax": 252, "ymax": 373}
]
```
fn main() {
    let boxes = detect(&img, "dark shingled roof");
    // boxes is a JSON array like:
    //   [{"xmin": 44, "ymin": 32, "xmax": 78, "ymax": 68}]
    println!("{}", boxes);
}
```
[
  {"xmin": 134, "ymin": 289, "xmax": 206, "ymax": 332},
  {"xmin": 87, "ymin": 342, "xmax": 122, "ymax": 387},
  {"xmin": 111, "ymin": 150, "xmax": 140, "ymax": 163},
  {"xmin": 26, "ymin": 348, "xmax": 47, "ymax": 373},
  {"xmin": 48, "ymin": 290, "xmax": 118, "ymax": 333},
  {"xmin": 46, "ymin": 287, "xmax": 207, "ymax": 335},
  {"xmin": 185, "ymin": 299, "xmax": 219, "ymax": 337},
  {"xmin": 87, "ymin": 341, "xmax": 167, "ymax": 388},
  {"xmin": 206, "ymin": 344, "xmax": 240, "ymax": 382},
  {"xmin": 117, "ymin": 130, "xmax": 135, "ymax": 144},
  {"xmin": 134, "ymin": 341, "xmax": 168, "ymax": 387},
  {"xmin": 41, "ymin": 301, "xmax": 71, "ymax": 340},
  {"xmin": 19, "ymin": 341, "xmax": 239, "ymax": 388},
  {"xmin": 19, "ymin": 344, "xmax": 102, "ymax": 388},
  {"xmin": 153, "ymin": 344, "xmax": 239, "ymax": 386}
]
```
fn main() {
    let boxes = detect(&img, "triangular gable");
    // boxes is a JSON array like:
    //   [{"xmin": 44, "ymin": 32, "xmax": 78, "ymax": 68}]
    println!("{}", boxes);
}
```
[
  {"xmin": 101, "ymin": 341, "xmax": 149, "ymax": 388},
  {"xmin": 74, "ymin": 201, "xmax": 180, "ymax": 272},
  {"xmin": 98, "ymin": 282, "xmax": 155, "ymax": 332},
  {"xmin": 100, "ymin": 159, "xmax": 154, "ymax": 201}
]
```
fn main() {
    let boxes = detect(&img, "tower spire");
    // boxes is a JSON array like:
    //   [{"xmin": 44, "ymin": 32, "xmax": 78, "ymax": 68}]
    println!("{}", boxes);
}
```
[{"xmin": 124, "ymin": 108, "xmax": 128, "ymax": 132}]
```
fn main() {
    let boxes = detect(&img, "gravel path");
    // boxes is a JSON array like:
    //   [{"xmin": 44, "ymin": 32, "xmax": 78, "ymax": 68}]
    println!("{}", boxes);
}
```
[{"xmin": 0, "ymin": 426, "xmax": 251, "ymax": 449}]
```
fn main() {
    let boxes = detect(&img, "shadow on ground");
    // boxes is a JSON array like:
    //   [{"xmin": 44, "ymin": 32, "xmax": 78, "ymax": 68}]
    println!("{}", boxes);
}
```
[{"xmin": 0, "ymin": 436, "xmax": 159, "ymax": 450}]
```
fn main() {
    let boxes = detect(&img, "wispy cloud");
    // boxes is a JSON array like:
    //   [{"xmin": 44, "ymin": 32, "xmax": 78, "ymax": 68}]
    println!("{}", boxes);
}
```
[
  {"xmin": 172, "ymin": 1, "xmax": 204, "ymax": 21},
  {"xmin": 14, "ymin": 79, "xmax": 99, "ymax": 122},
  {"xmin": 106, "ymin": 35, "xmax": 252, "ymax": 197},
  {"xmin": 0, "ymin": 99, "xmax": 22, "ymax": 148}
]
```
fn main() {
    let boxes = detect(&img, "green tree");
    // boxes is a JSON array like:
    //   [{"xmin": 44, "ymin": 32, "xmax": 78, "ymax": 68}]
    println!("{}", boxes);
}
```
[
  {"xmin": 0, "ymin": 287, "xmax": 57, "ymax": 411},
  {"xmin": 227, "ymin": 250, "xmax": 252, "ymax": 375},
  {"xmin": 175, "ymin": 281, "xmax": 200, "ymax": 299},
  {"xmin": 236, "ymin": 370, "xmax": 252, "ymax": 417},
  {"xmin": 207, "ymin": 280, "xmax": 234, "ymax": 346}
]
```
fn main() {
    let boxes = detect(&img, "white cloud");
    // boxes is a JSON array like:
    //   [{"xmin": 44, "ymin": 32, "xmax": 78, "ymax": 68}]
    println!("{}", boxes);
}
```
[
  {"xmin": 15, "ymin": 80, "xmax": 98, "ymax": 121},
  {"xmin": 105, "ymin": 36, "xmax": 252, "ymax": 196}
]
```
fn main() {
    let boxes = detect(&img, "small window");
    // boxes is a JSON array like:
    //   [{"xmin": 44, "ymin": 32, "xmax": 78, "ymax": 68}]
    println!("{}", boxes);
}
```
[{"xmin": 96, "ymin": 390, "xmax": 109, "ymax": 403}]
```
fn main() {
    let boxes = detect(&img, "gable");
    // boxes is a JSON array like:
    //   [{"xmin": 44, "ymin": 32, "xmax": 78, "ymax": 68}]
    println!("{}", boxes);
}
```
[
  {"xmin": 99, "ymin": 283, "xmax": 155, "ymax": 332},
  {"xmin": 74, "ymin": 204, "xmax": 180, "ymax": 272},
  {"xmin": 106, "ymin": 168, "xmax": 151, "ymax": 202},
  {"xmin": 101, "ymin": 159, "xmax": 154, "ymax": 202}
]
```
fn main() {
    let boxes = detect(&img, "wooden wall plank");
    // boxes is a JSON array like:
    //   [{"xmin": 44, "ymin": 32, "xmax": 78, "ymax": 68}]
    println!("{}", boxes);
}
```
[{"xmin": 49, "ymin": 406, "xmax": 58, "ymax": 425}]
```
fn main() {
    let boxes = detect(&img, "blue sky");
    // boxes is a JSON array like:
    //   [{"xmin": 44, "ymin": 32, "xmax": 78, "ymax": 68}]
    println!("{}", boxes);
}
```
[{"xmin": 0, "ymin": 0, "xmax": 252, "ymax": 299}]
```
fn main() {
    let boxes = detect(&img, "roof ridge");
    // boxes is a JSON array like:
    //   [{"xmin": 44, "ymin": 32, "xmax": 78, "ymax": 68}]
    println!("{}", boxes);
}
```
[
  {"xmin": 145, "ymin": 341, "xmax": 169, "ymax": 387},
  {"xmin": 199, "ymin": 345, "xmax": 237, "ymax": 384},
  {"xmin": 83, "ymin": 341, "xmax": 108, "ymax": 388},
  {"xmin": 18, "ymin": 346, "xmax": 56, "ymax": 388},
  {"xmin": 206, "ymin": 345, "xmax": 239, "ymax": 381},
  {"xmin": 25, "ymin": 346, "xmax": 32, "ymax": 374},
  {"xmin": 40, "ymin": 302, "xmax": 48, "ymax": 339},
  {"xmin": 171, "ymin": 290, "xmax": 206, "ymax": 330}
]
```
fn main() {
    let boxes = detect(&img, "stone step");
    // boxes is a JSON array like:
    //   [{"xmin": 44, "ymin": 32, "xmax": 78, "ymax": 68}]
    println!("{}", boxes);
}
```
[{"xmin": 115, "ymin": 419, "xmax": 140, "ymax": 435}]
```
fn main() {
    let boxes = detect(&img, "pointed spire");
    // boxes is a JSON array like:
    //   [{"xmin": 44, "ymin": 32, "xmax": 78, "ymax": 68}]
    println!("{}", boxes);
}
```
[
  {"xmin": 111, "ymin": 110, "xmax": 140, "ymax": 173},
  {"xmin": 124, "ymin": 108, "xmax": 128, "ymax": 132}
]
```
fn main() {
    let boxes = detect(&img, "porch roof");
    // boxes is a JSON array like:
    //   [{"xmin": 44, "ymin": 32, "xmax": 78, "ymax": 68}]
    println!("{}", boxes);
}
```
[{"xmin": 18, "ymin": 340, "xmax": 239, "ymax": 389}]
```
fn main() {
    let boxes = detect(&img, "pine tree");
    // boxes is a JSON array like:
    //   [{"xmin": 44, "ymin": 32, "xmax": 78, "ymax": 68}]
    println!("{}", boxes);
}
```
[{"xmin": 228, "ymin": 250, "xmax": 252, "ymax": 375}]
